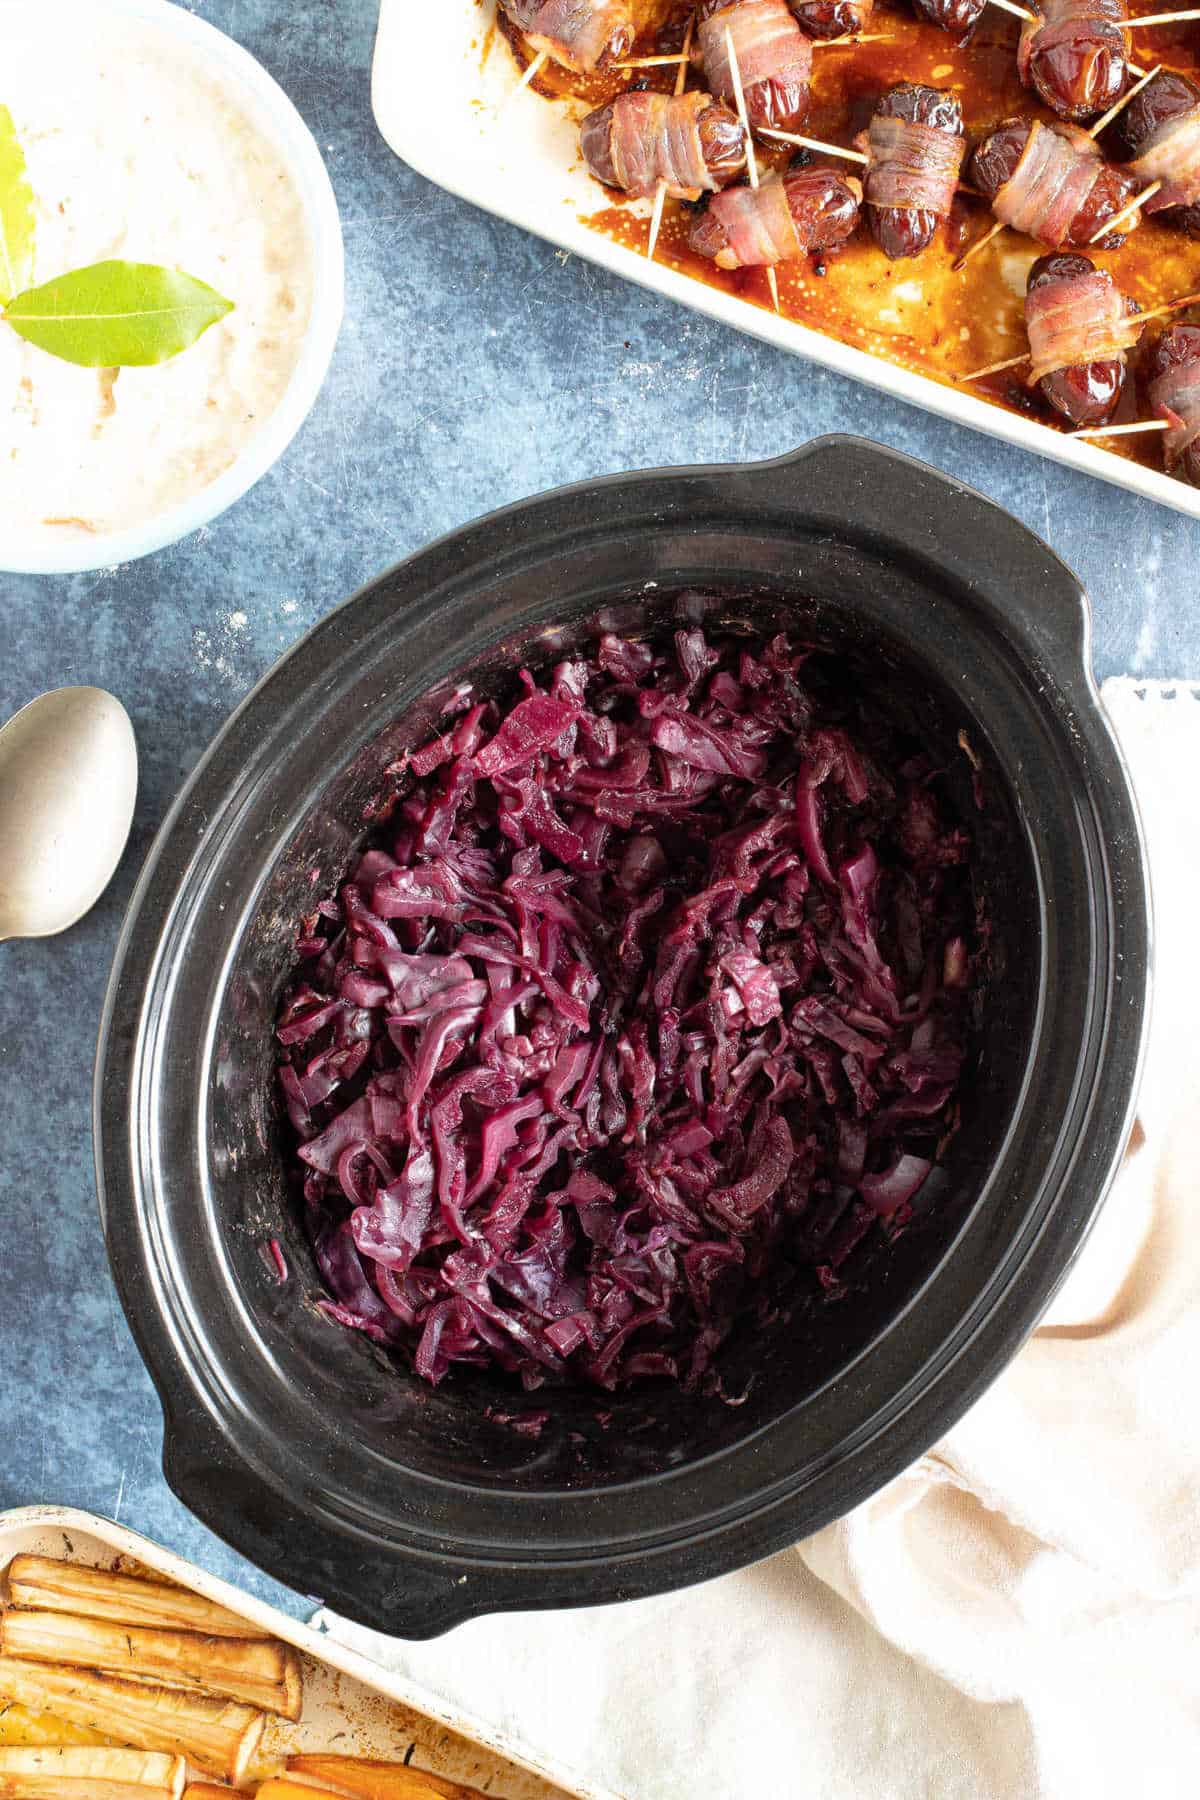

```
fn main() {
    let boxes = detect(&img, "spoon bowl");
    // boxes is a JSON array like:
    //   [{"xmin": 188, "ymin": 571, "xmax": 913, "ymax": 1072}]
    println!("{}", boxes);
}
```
[{"xmin": 0, "ymin": 687, "xmax": 137, "ymax": 942}]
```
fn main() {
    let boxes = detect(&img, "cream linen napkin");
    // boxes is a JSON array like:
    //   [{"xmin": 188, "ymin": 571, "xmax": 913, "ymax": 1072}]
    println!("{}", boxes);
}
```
[{"xmin": 319, "ymin": 681, "xmax": 1200, "ymax": 1800}]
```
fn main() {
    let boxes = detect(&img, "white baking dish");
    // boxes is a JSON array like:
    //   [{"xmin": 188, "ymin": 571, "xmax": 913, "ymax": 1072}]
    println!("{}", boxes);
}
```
[
  {"xmin": 0, "ymin": 1507, "xmax": 607, "ymax": 1800},
  {"xmin": 371, "ymin": 0, "xmax": 1200, "ymax": 521}
]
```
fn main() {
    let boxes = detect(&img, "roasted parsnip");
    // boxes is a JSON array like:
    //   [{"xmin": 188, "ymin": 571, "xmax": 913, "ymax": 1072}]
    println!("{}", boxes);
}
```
[
  {"xmin": 0, "ymin": 1749, "xmax": 183, "ymax": 1792},
  {"xmin": 4, "ymin": 1563, "xmax": 270, "ymax": 1644},
  {"xmin": 0, "ymin": 1746, "xmax": 185, "ymax": 1800},
  {"xmin": 0, "ymin": 1781, "xmax": 174, "ymax": 1800},
  {"xmin": 0, "ymin": 1613, "xmax": 300, "ymax": 1721},
  {"xmin": 0, "ymin": 1660, "xmax": 263, "ymax": 1785}
]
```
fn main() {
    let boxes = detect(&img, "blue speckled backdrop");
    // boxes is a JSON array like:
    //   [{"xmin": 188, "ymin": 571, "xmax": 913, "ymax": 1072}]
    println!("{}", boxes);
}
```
[{"xmin": 2, "ymin": 0, "xmax": 1197, "ymax": 1621}]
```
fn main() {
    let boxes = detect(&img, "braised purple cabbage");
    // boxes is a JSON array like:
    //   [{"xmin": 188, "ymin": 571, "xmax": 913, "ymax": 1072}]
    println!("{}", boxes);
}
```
[{"xmin": 276, "ymin": 624, "xmax": 976, "ymax": 1394}]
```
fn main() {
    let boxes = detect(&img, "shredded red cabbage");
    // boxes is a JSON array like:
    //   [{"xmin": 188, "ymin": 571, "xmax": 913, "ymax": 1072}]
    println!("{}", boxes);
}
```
[{"xmin": 276, "ymin": 624, "xmax": 976, "ymax": 1395}]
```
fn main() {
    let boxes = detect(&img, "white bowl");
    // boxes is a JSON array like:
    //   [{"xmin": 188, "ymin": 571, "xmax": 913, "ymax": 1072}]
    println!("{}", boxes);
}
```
[{"xmin": 1, "ymin": 0, "xmax": 344, "ymax": 576}]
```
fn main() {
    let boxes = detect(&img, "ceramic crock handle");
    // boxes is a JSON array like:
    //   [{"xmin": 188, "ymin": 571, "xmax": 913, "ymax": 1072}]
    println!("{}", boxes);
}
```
[
  {"xmin": 745, "ymin": 435, "xmax": 1093, "ymax": 678},
  {"xmin": 160, "ymin": 1404, "xmax": 483, "ymax": 1640}
]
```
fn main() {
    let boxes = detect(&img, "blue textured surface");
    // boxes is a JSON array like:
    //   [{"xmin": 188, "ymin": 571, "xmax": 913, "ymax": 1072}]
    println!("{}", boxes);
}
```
[{"xmin": 1, "ymin": 0, "xmax": 1197, "ymax": 1623}]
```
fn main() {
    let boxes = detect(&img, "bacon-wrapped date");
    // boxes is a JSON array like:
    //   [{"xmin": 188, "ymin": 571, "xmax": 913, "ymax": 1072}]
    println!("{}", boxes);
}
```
[
  {"xmin": 1017, "ymin": 0, "xmax": 1129, "ymax": 124},
  {"xmin": 1025, "ymin": 252, "xmax": 1141, "ymax": 425},
  {"xmin": 861, "ymin": 85, "xmax": 965, "ymax": 261},
  {"xmin": 581, "ymin": 90, "xmax": 747, "ymax": 199},
  {"xmin": 503, "ymin": 0, "xmax": 634, "ymax": 72},
  {"xmin": 971, "ymin": 118, "xmax": 1139, "ymax": 248},
  {"xmin": 788, "ymin": 0, "xmax": 876, "ymax": 41},
  {"xmin": 1146, "ymin": 323, "xmax": 1200, "ymax": 487},
  {"xmin": 910, "ymin": 0, "xmax": 986, "ymax": 49},
  {"xmin": 690, "ymin": 165, "xmax": 862, "ymax": 265},
  {"xmin": 696, "ymin": 0, "xmax": 813, "ymax": 137},
  {"xmin": 1117, "ymin": 70, "xmax": 1200, "ymax": 240}
]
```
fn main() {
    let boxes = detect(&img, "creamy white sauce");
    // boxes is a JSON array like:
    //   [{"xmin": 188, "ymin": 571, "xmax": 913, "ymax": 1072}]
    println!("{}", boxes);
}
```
[{"xmin": 1, "ymin": 16, "xmax": 314, "ymax": 542}]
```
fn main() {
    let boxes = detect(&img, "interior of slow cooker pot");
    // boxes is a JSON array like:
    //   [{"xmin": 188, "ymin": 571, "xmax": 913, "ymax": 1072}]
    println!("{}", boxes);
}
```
[{"xmin": 204, "ymin": 581, "xmax": 1039, "ymax": 1491}]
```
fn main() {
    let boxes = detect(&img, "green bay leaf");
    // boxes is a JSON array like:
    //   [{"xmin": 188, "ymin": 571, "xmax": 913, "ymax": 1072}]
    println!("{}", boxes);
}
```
[
  {"xmin": 0, "ymin": 104, "xmax": 36, "ymax": 305},
  {"xmin": 3, "ymin": 260, "xmax": 234, "ymax": 367}
]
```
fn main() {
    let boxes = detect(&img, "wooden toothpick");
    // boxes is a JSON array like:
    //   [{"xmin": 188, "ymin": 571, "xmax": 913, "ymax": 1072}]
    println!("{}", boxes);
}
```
[
  {"xmin": 516, "ymin": 48, "xmax": 548, "ymax": 91},
  {"xmin": 615, "ymin": 53, "xmax": 690, "ymax": 69},
  {"xmin": 958, "ymin": 351, "xmax": 1031, "ymax": 382},
  {"xmin": 987, "ymin": 0, "xmax": 1036, "ymax": 18},
  {"xmin": 1071, "ymin": 418, "xmax": 1170, "ymax": 436},
  {"xmin": 675, "ymin": 17, "xmax": 695, "ymax": 90},
  {"xmin": 646, "ymin": 176, "xmax": 668, "ymax": 262},
  {"xmin": 954, "ymin": 218, "xmax": 1006, "ymax": 272},
  {"xmin": 1125, "ymin": 9, "xmax": 1200, "ymax": 26},
  {"xmin": 724, "ymin": 25, "xmax": 760, "ymax": 191},
  {"xmin": 1089, "ymin": 63, "xmax": 1162, "ymax": 137},
  {"xmin": 1139, "ymin": 287, "xmax": 1200, "ymax": 321},
  {"xmin": 759, "ymin": 126, "xmax": 869, "ymax": 164},
  {"xmin": 724, "ymin": 23, "xmax": 780, "ymax": 312},
  {"xmin": 620, "ymin": 30, "xmax": 893, "ymax": 67},
  {"xmin": 648, "ymin": 16, "xmax": 694, "ymax": 263},
  {"xmin": 1089, "ymin": 179, "xmax": 1162, "ymax": 240}
]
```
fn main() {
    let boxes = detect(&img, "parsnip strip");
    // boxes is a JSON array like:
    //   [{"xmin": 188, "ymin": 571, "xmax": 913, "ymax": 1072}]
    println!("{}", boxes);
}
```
[
  {"xmin": 0, "ymin": 1780, "xmax": 175, "ymax": 1800},
  {"xmin": 287, "ymin": 1756, "xmax": 482, "ymax": 1800},
  {"xmin": 0, "ymin": 1661, "xmax": 263, "ymax": 1786},
  {"xmin": 4, "ymin": 1561, "xmax": 272, "ymax": 1644},
  {"xmin": 181, "ymin": 1787, "xmax": 235, "ymax": 1800},
  {"xmin": 0, "ymin": 1613, "xmax": 300, "ymax": 1721},
  {"xmin": 0, "ymin": 1750, "xmax": 182, "ymax": 1795}
]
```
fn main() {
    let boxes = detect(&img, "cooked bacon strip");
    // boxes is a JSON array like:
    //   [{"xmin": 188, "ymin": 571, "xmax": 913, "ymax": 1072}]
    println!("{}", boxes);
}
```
[
  {"xmin": 698, "ymin": 0, "xmax": 812, "ymax": 105},
  {"xmin": 705, "ymin": 176, "xmax": 802, "ymax": 265},
  {"xmin": 608, "ymin": 90, "xmax": 733, "ymax": 198},
  {"xmin": 1024, "ymin": 267, "xmax": 1140, "ymax": 382},
  {"xmin": 1129, "ymin": 104, "xmax": 1200, "ymax": 211},
  {"xmin": 1150, "ymin": 357, "xmax": 1200, "ymax": 464},
  {"xmin": 866, "ymin": 115, "xmax": 964, "ymax": 216},
  {"xmin": 1017, "ymin": 0, "xmax": 1127, "ymax": 87},
  {"xmin": 694, "ymin": 167, "xmax": 861, "ymax": 266},
  {"xmin": 502, "ymin": 0, "xmax": 634, "ymax": 72},
  {"xmin": 993, "ymin": 121, "xmax": 1106, "ymax": 241}
]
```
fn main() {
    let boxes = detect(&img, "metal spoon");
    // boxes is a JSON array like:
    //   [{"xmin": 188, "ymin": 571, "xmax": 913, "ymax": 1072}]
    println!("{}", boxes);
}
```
[{"xmin": 0, "ymin": 687, "xmax": 138, "ymax": 943}]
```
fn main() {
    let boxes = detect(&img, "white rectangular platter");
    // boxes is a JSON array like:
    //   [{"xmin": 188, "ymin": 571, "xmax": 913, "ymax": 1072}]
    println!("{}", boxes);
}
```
[
  {"xmin": 372, "ymin": 0, "xmax": 1200, "ymax": 521},
  {"xmin": 0, "ymin": 1506, "xmax": 606, "ymax": 1800}
]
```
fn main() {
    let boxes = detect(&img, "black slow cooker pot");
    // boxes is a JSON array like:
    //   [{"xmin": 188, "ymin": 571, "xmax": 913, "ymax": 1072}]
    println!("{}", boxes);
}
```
[{"xmin": 96, "ymin": 437, "xmax": 1150, "ymax": 1638}]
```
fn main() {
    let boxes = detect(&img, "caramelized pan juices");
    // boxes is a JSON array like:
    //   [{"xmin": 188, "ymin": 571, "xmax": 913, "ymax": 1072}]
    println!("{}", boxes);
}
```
[{"xmin": 496, "ymin": 1, "xmax": 1200, "ymax": 482}]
